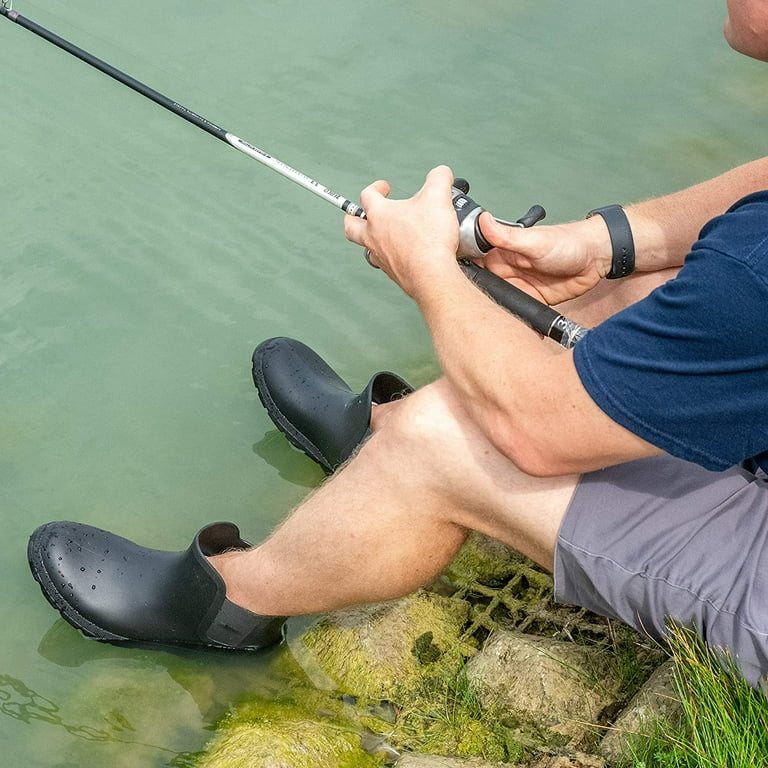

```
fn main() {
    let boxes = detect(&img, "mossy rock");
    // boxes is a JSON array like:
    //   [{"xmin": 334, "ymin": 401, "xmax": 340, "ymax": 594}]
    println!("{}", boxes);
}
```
[
  {"xmin": 20, "ymin": 645, "xmax": 203, "ymax": 768},
  {"xmin": 393, "ymin": 681, "xmax": 526, "ymax": 763},
  {"xmin": 395, "ymin": 755, "xmax": 514, "ymax": 767},
  {"xmin": 195, "ymin": 698, "xmax": 387, "ymax": 768},
  {"xmin": 445, "ymin": 532, "xmax": 529, "ymax": 585},
  {"xmin": 293, "ymin": 590, "xmax": 471, "ymax": 703},
  {"xmin": 599, "ymin": 660, "xmax": 681, "ymax": 764},
  {"xmin": 466, "ymin": 631, "xmax": 622, "ymax": 751}
]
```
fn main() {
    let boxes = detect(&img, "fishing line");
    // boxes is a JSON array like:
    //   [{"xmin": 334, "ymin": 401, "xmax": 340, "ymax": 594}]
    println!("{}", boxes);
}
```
[{"xmin": 0, "ymin": 1, "xmax": 589, "ymax": 348}]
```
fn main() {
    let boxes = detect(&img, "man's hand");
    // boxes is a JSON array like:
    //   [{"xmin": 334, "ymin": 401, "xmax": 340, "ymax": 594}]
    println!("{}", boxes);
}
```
[
  {"xmin": 475, "ymin": 213, "xmax": 614, "ymax": 306},
  {"xmin": 344, "ymin": 166, "xmax": 460, "ymax": 299},
  {"xmin": 345, "ymin": 164, "xmax": 615, "ymax": 307}
]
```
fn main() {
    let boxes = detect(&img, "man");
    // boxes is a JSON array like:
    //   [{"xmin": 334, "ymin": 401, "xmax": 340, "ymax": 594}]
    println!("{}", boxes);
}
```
[{"xmin": 27, "ymin": 2, "xmax": 768, "ymax": 685}]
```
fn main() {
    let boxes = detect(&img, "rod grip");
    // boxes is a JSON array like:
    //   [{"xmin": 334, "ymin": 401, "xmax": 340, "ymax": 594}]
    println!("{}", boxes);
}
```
[{"xmin": 458, "ymin": 260, "xmax": 587, "ymax": 348}]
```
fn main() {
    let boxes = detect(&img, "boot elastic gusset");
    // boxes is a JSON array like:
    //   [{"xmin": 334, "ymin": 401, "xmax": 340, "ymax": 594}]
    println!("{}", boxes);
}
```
[{"xmin": 27, "ymin": 521, "xmax": 286, "ymax": 651}]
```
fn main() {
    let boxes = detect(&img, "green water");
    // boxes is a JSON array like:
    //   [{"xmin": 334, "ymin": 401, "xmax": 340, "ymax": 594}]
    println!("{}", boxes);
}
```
[{"xmin": 1, "ymin": 0, "xmax": 766, "ymax": 764}]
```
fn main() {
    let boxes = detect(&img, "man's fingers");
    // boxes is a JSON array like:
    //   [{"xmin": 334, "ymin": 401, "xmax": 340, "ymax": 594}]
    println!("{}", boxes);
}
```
[
  {"xmin": 344, "ymin": 168, "xmax": 454, "ymax": 248},
  {"xmin": 479, "ymin": 211, "xmax": 528, "ymax": 250},
  {"xmin": 346, "ymin": 179, "xmax": 391, "ymax": 245},
  {"xmin": 360, "ymin": 179, "xmax": 391, "ymax": 209},
  {"xmin": 422, "ymin": 165, "xmax": 454, "ymax": 201},
  {"xmin": 425, "ymin": 165, "xmax": 454, "ymax": 186},
  {"xmin": 344, "ymin": 212, "xmax": 365, "ymax": 245},
  {"xmin": 345, "ymin": 179, "xmax": 390, "ymax": 246}
]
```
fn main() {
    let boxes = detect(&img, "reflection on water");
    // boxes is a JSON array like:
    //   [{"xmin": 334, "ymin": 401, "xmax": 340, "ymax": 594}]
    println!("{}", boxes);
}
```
[
  {"xmin": 36, "ymin": 619, "xmax": 291, "ymax": 720},
  {"xmin": 0, "ymin": 672, "xmax": 200, "ymax": 766},
  {"xmin": 12, "ymin": 619, "xmax": 299, "ymax": 766},
  {"xmin": 0, "ymin": 674, "xmax": 105, "ymax": 740},
  {"xmin": 252, "ymin": 430, "xmax": 325, "ymax": 488}
]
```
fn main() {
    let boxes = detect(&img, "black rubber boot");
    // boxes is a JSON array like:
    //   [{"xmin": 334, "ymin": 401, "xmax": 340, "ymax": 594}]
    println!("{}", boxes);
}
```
[
  {"xmin": 252, "ymin": 337, "xmax": 413, "ymax": 474},
  {"xmin": 27, "ymin": 521, "xmax": 286, "ymax": 650}
]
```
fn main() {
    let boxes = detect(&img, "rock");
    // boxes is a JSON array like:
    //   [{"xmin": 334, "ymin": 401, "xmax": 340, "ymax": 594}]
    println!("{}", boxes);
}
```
[
  {"xmin": 393, "ymin": 752, "xmax": 606, "ymax": 768},
  {"xmin": 599, "ymin": 660, "xmax": 682, "ymax": 763},
  {"xmin": 445, "ymin": 532, "xmax": 529, "ymax": 585},
  {"xmin": 465, "ymin": 631, "xmax": 621, "ymax": 751},
  {"xmin": 22, "ymin": 652, "xmax": 204, "ymax": 768},
  {"xmin": 529, "ymin": 754, "xmax": 606, "ymax": 768},
  {"xmin": 292, "ymin": 590, "xmax": 470, "ymax": 702},
  {"xmin": 395, "ymin": 755, "xmax": 515, "ymax": 767},
  {"xmin": 195, "ymin": 698, "xmax": 387, "ymax": 768}
]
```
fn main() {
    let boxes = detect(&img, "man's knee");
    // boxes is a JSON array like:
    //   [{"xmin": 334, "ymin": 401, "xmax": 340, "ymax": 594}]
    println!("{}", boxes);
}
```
[{"xmin": 374, "ymin": 378, "xmax": 474, "ymax": 458}]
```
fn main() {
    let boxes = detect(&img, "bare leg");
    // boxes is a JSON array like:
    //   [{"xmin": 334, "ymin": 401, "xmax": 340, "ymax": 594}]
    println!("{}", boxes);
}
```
[
  {"xmin": 212, "ymin": 271, "xmax": 675, "ymax": 616},
  {"xmin": 212, "ymin": 379, "xmax": 577, "ymax": 616}
]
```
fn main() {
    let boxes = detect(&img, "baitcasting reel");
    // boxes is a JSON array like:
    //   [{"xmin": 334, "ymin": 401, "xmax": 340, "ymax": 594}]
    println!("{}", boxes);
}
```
[{"xmin": 452, "ymin": 177, "xmax": 546, "ymax": 258}]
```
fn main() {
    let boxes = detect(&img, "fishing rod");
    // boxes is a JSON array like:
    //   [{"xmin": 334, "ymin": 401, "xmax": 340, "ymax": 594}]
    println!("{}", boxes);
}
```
[
  {"xmin": 0, "ymin": 2, "xmax": 363, "ymax": 217},
  {"xmin": 450, "ymin": 178, "xmax": 588, "ymax": 347},
  {"xmin": 0, "ymin": 2, "xmax": 588, "ymax": 348}
]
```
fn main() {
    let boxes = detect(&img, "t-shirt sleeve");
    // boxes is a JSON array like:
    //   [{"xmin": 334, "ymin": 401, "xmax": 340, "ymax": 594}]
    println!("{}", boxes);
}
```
[{"xmin": 573, "ymin": 197, "xmax": 768, "ymax": 471}]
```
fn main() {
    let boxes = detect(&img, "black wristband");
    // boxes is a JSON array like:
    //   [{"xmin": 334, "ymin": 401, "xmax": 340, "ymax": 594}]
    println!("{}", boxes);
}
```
[{"xmin": 586, "ymin": 205, "xmax": 636, "ymax": 279}]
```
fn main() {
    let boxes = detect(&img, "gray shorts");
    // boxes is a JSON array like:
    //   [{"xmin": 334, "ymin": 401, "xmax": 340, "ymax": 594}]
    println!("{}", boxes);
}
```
[{"xmin": 555, "ymin": 454, "xmax": 768, "ymax": 686}]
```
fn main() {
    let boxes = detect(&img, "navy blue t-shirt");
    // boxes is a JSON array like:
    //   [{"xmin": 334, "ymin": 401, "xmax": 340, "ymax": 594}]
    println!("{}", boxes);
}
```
[{"xmin": 574, "ymin": 191, "xmax": 768, "ymax": 472}]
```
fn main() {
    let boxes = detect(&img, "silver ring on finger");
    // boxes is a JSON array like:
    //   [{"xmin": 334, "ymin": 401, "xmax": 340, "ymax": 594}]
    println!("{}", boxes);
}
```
[{"xmin": 363, "ymin": 248, "xmax": 380, "ymax": 269}]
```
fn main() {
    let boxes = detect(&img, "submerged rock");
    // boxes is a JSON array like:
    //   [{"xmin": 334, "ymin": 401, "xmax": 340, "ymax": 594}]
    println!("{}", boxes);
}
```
[
  {"xmin": 195, "ymin": 698, "xmax": 387, "ymax": 768},
  {"xmin": 465, "ymin": 631, "xmax": 621, "ymax": 751},
  {"xmin": 292, "ymin": 590, "xmax": 470, "ymax": 702},
  {"xmin": 25, "ymin": 648, "xmax": 206, "ymax": 768}
]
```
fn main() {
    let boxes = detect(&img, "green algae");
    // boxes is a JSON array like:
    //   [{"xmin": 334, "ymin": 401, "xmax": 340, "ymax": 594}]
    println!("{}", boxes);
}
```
[
  {"xmin": 298, "ymin": 591, "xmax": 471, "ymax": 703},
  {"xmin": 195, "ymin": 698, "xmax": 387, "ymax": 768},
  {"xmin": 444, "ymin": 532, "xmax": 531, "ymax": 586},
  {"xmin": 391, "ymin": 666, "xmax": 529, "ymax": 762},
  {"xmin": 197, "ymin": 548, "xmax": 664, "ymax": 767}
]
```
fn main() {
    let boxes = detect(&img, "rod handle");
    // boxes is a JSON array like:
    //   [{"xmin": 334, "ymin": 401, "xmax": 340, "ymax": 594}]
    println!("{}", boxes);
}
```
[{"xmin": 458, "ymin": 259, "xmax": 588, "ymax": 348}]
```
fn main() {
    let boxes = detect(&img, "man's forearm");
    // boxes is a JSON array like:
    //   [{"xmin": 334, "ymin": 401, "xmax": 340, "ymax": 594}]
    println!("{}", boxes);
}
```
[
  {"xmin": 625, "ymin": 156, "xmax": 768, "ymax": 271},
  {"xmin": 413, "ymin": 262, "xmax": 569, "ymax": 470},
  {"xmin": 408, "ymin": 246, "xmax": 664, "ymax": 476}
]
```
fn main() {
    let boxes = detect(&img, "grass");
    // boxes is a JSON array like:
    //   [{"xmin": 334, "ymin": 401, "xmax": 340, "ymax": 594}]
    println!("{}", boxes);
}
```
[
  {"xmin": 391, "ymin": 666, "xmax": 528, "ymax": 763},
  {"xmin": 602, "ymin": 620, "xmax": 669, "ymax": 702},
  {"xmin": 626, "ymin": 623, "xmax": 768, "ymax": 768}
]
